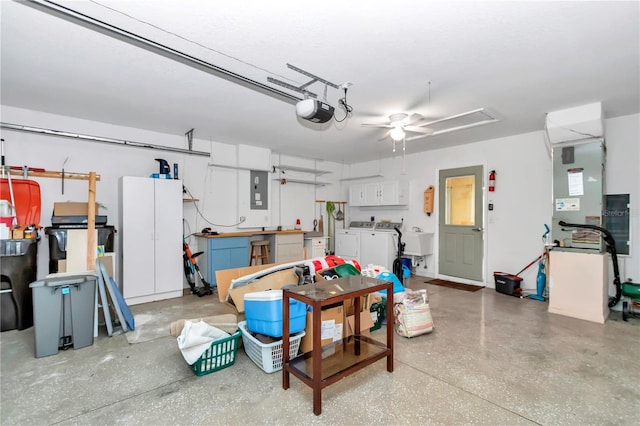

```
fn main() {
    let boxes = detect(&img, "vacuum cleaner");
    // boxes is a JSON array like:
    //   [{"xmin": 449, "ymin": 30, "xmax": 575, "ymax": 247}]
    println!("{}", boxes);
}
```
[
  {"xmin": 393, "ymin": 227, "xmax": 406, "ymax": 285},
  {"xmin": 528, "ymin": 224, "xmax": 551, "ymax": 301},
  {"xmin": 183, "ymin": 240, "xmax": 213, "ymax": 297}
]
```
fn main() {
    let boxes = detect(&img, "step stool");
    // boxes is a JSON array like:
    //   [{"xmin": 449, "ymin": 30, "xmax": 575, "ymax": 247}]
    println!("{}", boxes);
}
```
[{"xmin": 249, "ymin": 240, "xmax": 270, "ymax": 265}]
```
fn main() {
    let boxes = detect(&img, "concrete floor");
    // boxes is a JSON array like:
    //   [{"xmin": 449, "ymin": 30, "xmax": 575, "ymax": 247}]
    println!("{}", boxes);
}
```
[{"xmin": 1, "ymin": 277, "xmax": 639, "ymax": 425}]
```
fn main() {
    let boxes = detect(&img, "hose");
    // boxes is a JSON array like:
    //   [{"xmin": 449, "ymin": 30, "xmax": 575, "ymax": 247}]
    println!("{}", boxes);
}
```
[{"xmin": 558, "ymin": 221, "xmax": 621, "ymax": 307}]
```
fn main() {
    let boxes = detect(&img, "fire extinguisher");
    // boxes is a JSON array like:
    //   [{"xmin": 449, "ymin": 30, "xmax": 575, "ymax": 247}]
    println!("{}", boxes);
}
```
[{"xmin": 488, "ymin": 170, "xmax": 496, "ymax": 192}]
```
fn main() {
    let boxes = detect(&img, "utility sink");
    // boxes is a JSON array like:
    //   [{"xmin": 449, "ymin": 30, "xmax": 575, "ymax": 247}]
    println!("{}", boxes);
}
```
[{"xmin": 402, "ymin": 232, "xmax": 434, "ymax": 256}]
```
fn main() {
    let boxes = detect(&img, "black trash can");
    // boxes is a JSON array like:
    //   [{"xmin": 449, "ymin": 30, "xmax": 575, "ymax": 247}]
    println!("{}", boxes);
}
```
[
  {"xmin": 0, "ymin": 238, "xmax": 38, "ymax": 331},
  {"xmin": 45, "ymin": 226, "xmax": 115, "ymax": 273}
]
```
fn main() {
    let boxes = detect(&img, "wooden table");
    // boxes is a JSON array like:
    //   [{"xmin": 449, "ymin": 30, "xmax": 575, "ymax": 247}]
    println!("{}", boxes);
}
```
[{"xmin": 282, "ymin": 276, "xmax": 394, "ymax": 415}]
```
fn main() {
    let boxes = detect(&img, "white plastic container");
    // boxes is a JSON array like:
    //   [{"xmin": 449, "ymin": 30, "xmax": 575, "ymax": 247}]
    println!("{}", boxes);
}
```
[{"xmin": 238, "ymin": 321, "xmax": 304, "ymax": 373}]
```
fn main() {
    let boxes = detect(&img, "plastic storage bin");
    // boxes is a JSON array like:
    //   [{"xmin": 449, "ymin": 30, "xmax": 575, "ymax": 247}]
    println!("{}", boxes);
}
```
[
  {"xmin": 244, "ymin": 289, "xmax": 307, "ymax": 337},
  {"xmin": 493, "ymin": 272, "xmax": 522, "ymax": 296},
  {"xmin": 29, "ymin": 274, "xmax": 96, "ymax": 358},
  {"xmin": 376, "ymin": 271, "xmax": 405, "ymax": 295},
  {"xmin": 238, "ymin": 321, "xmax": 305, "ymax": 373},
  {"xmin": 191, "ymin": 329, "xmax": 242, "ymax": 376}
]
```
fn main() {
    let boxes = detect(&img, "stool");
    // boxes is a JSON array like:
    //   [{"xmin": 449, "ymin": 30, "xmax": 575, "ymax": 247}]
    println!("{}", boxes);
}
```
[{"xmin": 249, "ymin": 240, "xmax": 270, "ymax": 265}]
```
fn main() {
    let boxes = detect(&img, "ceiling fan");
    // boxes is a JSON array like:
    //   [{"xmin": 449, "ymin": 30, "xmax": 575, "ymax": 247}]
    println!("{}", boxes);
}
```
[
  {"xmin": 362, "ymin": 108, "xmax": 500, "ymax": 149},
  {"xmin": 362, "ymin": 113, "xmax": 434, "ymax": 142}
]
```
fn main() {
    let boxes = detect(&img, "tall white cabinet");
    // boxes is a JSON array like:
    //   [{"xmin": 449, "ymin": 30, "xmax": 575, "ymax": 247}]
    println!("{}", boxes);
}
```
[{"xmin": 119, "ymin": 176, "xmax": 183, "ymax": 305}]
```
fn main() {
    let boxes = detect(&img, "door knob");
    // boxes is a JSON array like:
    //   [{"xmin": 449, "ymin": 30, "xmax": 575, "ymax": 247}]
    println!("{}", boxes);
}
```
[{"xmin": 472, "ymin": 227, "xmax": 483, "ymax": 232}]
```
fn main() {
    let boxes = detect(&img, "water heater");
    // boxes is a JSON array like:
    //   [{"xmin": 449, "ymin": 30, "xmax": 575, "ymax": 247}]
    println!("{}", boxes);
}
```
[{"xmin": 551, "ymin": 139, "xmax": 605, "ymax": 252}]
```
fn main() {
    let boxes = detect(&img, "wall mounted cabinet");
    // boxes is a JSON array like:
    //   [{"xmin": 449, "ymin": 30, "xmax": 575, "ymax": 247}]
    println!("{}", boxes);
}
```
[
  {"xmin": 349, "ymin": 180, "xmax": 409, "ymax": 206},
  {"xmin": 120, "ymin": 177, "xmax": 183, "ymax": 305}
]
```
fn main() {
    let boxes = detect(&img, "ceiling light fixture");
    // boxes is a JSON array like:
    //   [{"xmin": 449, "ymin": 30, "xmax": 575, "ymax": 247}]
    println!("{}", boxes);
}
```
[{"xmin": 390, "ymin": 126, "xmax": 405, "ymax": 141}]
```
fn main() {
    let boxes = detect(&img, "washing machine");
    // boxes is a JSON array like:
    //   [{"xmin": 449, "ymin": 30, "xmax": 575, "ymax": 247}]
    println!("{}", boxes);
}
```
[
  {"xmin": 359, "ymin": 222, "xmax": 402, "ymax": 269},
  {"xmin": 335, "ymin": 221, "xmax": 374, "ymax": 260}
]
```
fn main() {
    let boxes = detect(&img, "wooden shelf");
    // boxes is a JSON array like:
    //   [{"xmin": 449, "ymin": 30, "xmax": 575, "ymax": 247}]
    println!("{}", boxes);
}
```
[{"xmin": 6, "ymin": 168, "xmax": 101, "ymax": 181}]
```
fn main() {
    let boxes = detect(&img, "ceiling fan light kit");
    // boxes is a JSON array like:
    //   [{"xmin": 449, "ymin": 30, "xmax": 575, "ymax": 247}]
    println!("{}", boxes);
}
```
[{"xmin": 390, "ymin": 126, "xmax": 406, "ymax": 141}]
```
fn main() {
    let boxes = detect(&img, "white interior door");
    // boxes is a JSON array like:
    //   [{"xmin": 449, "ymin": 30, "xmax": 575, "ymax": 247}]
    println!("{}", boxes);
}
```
[{"xmin": 438, "ymin": 166, "xmax": 484, "ymax": 281}]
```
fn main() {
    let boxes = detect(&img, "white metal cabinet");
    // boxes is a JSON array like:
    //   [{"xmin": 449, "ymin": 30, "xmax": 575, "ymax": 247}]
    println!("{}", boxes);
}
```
[
  {"xmin": 304, "ymin": 236, "xmax": 326, "ymax": 259},
  {"xmin": 120, "ymin": 177, "xmax": 183, "ymax": 305},
  {"xmin": 364, "ymin": 183, "xmax": 382, "ymax": 205},
  {"xmin": 349, "ymin": 184, "xmax": 366, "ymax": 206},
  {"xmin": 352, "ymin": 180, "xmax": 409, "ymax": 206},
  {"xmin": 268, "ymin": 233, "xmax": 304, "ymax": 263}
]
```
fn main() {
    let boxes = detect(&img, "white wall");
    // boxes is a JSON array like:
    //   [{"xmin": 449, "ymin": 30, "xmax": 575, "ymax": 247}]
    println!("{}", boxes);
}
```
[
  {"xmin": 2, "ymin": 105, "xmax": 637, "ymax": 296},
  {"xmin": 343, "ymin": 114, "xmax": 640, "ymax": 294},
  {"xmin": 0, "ymin": 106, "xmax": 341, "ymax": 282}
]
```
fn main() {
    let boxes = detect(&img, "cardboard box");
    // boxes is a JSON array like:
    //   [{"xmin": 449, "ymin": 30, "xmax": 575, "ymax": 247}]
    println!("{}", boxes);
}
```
[
  {"xmin": 53, "ymin": 202, "xmax": 100, "ymax": 216},
  {"xmin": 343, "ymin": 295, "xmax": 372, "ymax": 316},
  {"xmin": 300, "ymin": 304, "xmax": 344, "ymax": 354},
  {"xmin": 215, "ymin": 263, "xmax": 285, "ymax": 303},
  {"xmin": 228, "ymin": 269, "xmax": 297, "ymax": 312},
  {"xmin": 10, "ymin": 225, "xmax": 37, "ymax": 239},
  {"xmin": 344, "ymin": 310, "xmax": 374, "ymax": 337},
  {"xmin": 343, "ymin": 295, "xmax": 374, "ymax": 337}
]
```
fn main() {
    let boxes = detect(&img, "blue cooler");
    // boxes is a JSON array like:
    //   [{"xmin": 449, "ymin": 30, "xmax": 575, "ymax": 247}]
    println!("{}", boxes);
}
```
[{"xmin": 244, "ymin": 289, "xmax": 306, "ymax": 337}]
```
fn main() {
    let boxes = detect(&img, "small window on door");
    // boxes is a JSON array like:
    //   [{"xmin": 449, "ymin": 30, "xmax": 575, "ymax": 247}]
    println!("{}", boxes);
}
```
[{"xmin": 445, "ymin": 175, "xmax": 475, "ymax": 226}]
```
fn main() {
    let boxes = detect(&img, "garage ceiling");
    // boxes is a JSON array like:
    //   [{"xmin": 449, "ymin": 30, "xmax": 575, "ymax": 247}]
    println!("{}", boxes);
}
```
[{"xmin": 1, "ymin": 0, "xmax": 638, "ymax": 164}]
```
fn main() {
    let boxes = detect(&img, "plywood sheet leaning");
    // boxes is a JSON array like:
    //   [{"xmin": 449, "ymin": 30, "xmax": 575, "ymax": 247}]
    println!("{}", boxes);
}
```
[
  {"xmin": 66, "ymin": 229, "xmax": 97, "ymax": 272},
  {"xmin": 224, "ymin": 260, "xmax": 307, "ymax": 301},
  {"xmin": 228, "ymin": 269, "xmax": 298, "ymax": 313},
  {"xmin": 215, "ymin": 263, "xmax": 284, "ymax": 302},
  {"xmin": 97, "ymin": 258, "xmax": 129, "ymax": 333}
]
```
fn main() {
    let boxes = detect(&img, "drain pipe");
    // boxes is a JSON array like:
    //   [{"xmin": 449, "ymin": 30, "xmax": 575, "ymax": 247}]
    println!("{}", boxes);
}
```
[{"xmin": 22, "ymin": 0, "xmax": 302, "ymax": 105}]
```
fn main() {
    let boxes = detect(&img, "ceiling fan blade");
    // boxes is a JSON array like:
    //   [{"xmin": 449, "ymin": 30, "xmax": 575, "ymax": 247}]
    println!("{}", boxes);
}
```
[
  {"xmin": 404, "ymin": 113, "xmax": 424, "ymax": 126},
  {"xmin": 378, "ymin": 129, "xmax": 392, "ymax": 141},
  {"xmin": 405, "ymin": 126, "xmax": 434, "ymax": 135},
  {"xmin": 362, "ymin": 123, "xmax": 394, "ymax": 129},
  {"xmin": 405, "ymin": 133, "xmax": 433, "ymax": 142}
]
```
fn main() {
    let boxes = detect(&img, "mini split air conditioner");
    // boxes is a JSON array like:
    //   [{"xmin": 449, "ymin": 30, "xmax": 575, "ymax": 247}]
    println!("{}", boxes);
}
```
[
  {"xmin": 296, "ymin": 99, "xmax": 334, "ymax": 123},
  {"xmin": 546, "ymin": 102, "xmax": 604, "ymax": 145}
]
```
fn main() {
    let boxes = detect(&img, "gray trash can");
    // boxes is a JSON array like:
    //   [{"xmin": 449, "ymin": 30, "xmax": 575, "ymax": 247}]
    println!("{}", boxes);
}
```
[{"xmin": 29, "ymin": 274, "xmax": 96, "ymax": 358}]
